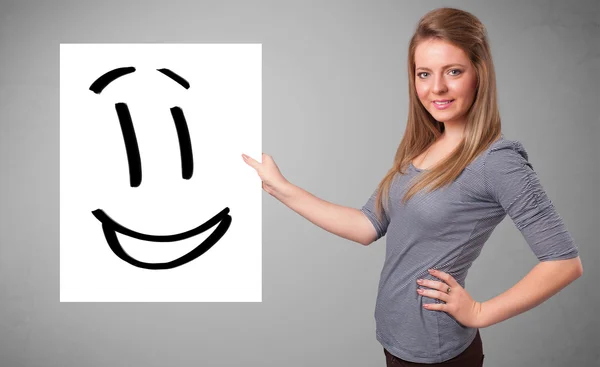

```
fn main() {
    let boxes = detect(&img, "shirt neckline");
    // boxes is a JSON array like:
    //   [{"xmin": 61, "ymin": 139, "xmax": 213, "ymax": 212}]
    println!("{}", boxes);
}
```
[
  {"xmin": 410, "ymin": 161, "xmax": 428, "ymax": 172},
  {"xmin": 409, "ymin": 134, "xmax": 505, "ymax": 173}
]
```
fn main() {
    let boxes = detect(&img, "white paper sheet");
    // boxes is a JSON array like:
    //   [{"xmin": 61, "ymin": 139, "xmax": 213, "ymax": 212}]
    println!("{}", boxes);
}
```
[{"xmin": 60, "ymin": 44, "xmax": 262, "ymax": 302}]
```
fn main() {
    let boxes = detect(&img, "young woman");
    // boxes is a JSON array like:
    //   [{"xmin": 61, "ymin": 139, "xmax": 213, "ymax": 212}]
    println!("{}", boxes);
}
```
[{"xmin": 242, "ymin": 7, "xmax": 582, "ymax": 366}]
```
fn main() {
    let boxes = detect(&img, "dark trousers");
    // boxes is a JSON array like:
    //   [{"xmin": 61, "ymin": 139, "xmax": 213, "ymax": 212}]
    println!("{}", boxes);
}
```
[{"xmin": 383, "ymin": 329, "xmax": 484, "ymax": 366}]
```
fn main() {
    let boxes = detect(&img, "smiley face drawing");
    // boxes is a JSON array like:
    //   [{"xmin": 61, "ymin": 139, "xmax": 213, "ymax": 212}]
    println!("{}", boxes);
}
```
[
  {"xmin": 88, "ymin": 66, "xmax": 232, "ymax": 270},
  {"xmin": 60, "ymin": 44, "xmax": 261, "ymax": 302}
]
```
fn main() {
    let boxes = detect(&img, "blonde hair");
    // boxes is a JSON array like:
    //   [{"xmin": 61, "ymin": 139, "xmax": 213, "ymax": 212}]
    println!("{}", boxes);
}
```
[{"xmin": 374, "ymin": 7, "xmax": 502, "ymax": 221}]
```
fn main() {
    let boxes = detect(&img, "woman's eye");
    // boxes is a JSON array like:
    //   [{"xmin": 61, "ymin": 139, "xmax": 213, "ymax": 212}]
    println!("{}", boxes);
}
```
[{"xmin": 417, "ymin": 69, "xmax": 462, "ymax": 79}]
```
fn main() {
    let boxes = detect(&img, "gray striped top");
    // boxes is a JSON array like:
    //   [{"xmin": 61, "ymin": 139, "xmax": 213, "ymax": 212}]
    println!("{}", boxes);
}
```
[{"xmin": 360, "ymin": 135, "xmax": 579, "ymax": 363}]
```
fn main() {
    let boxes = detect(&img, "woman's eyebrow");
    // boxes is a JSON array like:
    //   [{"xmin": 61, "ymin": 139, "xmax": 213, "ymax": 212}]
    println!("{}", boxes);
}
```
[{"xmin": 416, "ymin": 63, "xmax": 466, "ymax": 71}]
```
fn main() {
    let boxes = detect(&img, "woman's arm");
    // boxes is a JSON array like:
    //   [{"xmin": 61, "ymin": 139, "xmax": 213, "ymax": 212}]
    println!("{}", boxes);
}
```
[
  {"xmin": 274, "ymin": 182, "xmax": 378, "ymax": 246},
  {"xmin": 242, "ymin": 153, "xmax": 378, "ymax": 246},
  {"xmin": 478, "ymin": 256, "xmax": 583, "ymax": 328}
]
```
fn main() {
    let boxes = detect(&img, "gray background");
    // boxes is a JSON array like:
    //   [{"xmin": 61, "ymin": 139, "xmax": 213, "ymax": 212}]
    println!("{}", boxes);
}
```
[{"xmin": 0, "ymin": 0, "xmax": 598, "ymax": 365}]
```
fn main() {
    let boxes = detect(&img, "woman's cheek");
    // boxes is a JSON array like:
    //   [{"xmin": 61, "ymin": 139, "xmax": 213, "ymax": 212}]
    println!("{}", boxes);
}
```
[{"xmin": 416, "ymin": 85, "xmax": 428, "ymax": 103}]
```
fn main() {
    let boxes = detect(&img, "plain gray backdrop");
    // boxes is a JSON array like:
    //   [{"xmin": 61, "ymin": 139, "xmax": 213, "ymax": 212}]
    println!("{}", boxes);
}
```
[{"xmin": 0, "ymin": 0, "xmax": 598, "ymax": 366}]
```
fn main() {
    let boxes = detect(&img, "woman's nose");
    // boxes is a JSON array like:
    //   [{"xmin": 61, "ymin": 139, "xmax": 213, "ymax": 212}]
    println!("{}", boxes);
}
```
[{"xmin": 432, "ymin": 76, "xmax": 448, "ymax": 94}]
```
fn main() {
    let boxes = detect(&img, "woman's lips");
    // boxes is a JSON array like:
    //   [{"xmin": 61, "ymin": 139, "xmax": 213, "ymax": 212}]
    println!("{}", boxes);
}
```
[{"xmin": 432, "ymin": 100, "xmax": 454, "ymax": 110}]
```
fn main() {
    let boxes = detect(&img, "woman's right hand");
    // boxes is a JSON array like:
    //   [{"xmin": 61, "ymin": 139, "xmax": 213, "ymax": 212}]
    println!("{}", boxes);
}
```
[{"xmin": 241, "ymin": 153, "xmax": 290, "ymax": 197}]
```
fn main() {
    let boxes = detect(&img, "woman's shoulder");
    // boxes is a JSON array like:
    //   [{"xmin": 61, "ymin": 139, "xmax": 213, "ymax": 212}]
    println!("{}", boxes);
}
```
[
  {"xmin": 461, "ymin": 134, "xmax": 530, "ymax": 189},
  {"xmin": 462, "ymin": 134, "xmax": 522, "ymax": 173},
  {"xmin": 486, "ymin": 135, "xmax": 530, "ymax": 166}
]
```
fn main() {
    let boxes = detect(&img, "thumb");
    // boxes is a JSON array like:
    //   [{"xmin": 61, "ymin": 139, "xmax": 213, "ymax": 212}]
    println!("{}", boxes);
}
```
[{"xmin": 242, "ymin": 153, "xmax": 261, "ymax": 169}]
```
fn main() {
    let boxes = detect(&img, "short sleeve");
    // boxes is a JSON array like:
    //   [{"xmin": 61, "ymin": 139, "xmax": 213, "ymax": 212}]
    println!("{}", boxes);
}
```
[
  {"xmin": 360, "ymin": 187, "xmax": 390, "ymax": 241},
  {"xmin": 483, "ymin": 140, "xmax": 579, "ymax": 262}
]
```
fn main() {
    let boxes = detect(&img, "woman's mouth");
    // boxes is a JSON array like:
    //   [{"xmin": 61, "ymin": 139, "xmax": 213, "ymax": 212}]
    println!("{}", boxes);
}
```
[{"xmin": 432, "ymin": 99, "xmax": 454, "ymax": 110}]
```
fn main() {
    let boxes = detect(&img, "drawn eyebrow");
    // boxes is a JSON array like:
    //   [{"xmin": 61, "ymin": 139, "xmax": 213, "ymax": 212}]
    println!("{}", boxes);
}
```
[
  {"xmin": 114, "ymin": 102, "xmax": 142, "ymax": 187},
  {"xmin": 89, "ymin": 67, "xmax": 136, "ymax": 94},
  {"xmin": 170, "ymin": 107, "xmax": 194, "ymax": 179},
  {"xmin": 157, "ymin": 68, "xmax": 190, "ymax": 89},
  {"xmin": 416, "ymin": 64, "xmax": 466, "ymax": 71}
]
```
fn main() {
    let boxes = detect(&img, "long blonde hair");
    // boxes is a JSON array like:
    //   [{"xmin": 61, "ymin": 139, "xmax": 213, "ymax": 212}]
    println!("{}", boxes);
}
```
[{"xmin": 374, "ymin": 7, "xmax": 502, "ymax": 222}]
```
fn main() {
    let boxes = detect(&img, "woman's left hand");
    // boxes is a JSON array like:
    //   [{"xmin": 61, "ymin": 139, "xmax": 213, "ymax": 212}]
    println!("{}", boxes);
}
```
[{"xmin": 417, "ymin": 269, "xmax": 484, "ymax": 328}]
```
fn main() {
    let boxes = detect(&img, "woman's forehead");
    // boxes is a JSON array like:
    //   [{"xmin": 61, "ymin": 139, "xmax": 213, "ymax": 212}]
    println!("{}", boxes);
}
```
[{"xmin": 414, "ymin": 39, "xmax": 469, "ymax": 68}]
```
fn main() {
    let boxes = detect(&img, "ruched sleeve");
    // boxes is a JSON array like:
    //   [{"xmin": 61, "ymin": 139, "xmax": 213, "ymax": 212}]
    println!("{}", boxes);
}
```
[
  {"xmin": 360, "ymin": 187, "xmax": 390, "ymax": 241},
  {"xmin": 483, "ymin": 140, "xmax": 579, "ymax": 261}
]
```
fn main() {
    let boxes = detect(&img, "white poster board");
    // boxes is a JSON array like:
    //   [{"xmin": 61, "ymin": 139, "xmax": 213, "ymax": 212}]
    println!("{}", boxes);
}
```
[{"xmin": 60, "ymin": 44, "xmax": 262, "ymax": 302}]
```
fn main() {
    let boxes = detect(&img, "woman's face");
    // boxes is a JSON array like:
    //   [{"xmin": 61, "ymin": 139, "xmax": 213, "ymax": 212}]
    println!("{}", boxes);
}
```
[{"xmin": 414, "ymin": 39, "xmax": 478, "ymax": 126}]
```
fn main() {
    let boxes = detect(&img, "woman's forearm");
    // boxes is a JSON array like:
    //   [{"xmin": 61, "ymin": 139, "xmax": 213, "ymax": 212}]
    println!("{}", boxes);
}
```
[
  {"xmin": 272, "ymin": 182, "xmax": 377, "ymax": 246},
  {"xmin": 479, "ymin": 257, "xmax": 583, "ymax": 328}
]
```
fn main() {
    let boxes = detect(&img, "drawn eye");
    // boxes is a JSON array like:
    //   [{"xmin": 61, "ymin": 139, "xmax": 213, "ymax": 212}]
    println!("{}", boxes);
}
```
[{"xmin": 90, "ymin": 67, "xmax": 194, "ymax": 188}]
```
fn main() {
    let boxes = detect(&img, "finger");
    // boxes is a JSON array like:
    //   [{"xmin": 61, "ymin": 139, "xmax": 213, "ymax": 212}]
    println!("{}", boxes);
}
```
[
  {"xmin": 423, "ymin": 303, "xmax": 447, "ymax": 311},
  {"xmin": 428, "ymin": 269, "xmax": 459, "ymax": 287},
  {"xmin": 418, "ymin": 288, "xmax": 450, "ymax": 302},
  {"xmin": 417, "ymin": 279, "xmax": 446, "ymax": 291}
]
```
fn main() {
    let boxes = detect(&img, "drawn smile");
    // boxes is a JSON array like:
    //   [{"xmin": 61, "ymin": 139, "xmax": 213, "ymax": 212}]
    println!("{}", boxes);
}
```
[{"xmin": 92, "ymin": 208, "xmax": 232, "ymax": 270}]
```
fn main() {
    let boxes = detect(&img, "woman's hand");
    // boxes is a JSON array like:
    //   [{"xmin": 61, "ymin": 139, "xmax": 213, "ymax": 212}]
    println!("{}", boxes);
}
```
[
  {"xmin": 241, "ymin": 153, "xmax": 290, "ymax": 197},
  {"xmin": 417, "ymin": 269, "xmax": 484, "ymax": 328}
]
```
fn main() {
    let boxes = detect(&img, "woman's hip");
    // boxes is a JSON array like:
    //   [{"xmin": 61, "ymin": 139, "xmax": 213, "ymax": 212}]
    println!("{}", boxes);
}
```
[{"xmin": 383, "ymin": 329, "xmax": 484, "ymax": 366}]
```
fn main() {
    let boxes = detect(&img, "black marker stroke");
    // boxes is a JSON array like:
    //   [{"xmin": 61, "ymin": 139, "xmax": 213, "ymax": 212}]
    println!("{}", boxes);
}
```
[
  {"xmin": 170, "ymin": 107, "xmax": 194, "ymax": 179},
  {"xmin": 115, "ymin": 103, "xmax": 142, "ymax": 187},
  {"xmin": 92, "ymin": 207, "xmax": 232, "ymax": 270},
  {"xmin": 89, "ymin": 67, "xmax": 136, "ymax": 94},
  {"xmin": 157, "ymin": 68, "xmax": 190, "ymax": 89}
]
